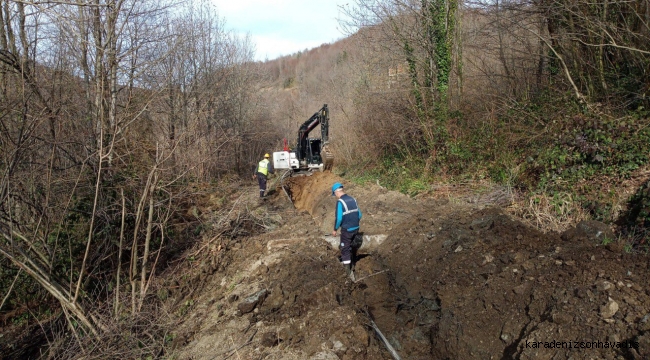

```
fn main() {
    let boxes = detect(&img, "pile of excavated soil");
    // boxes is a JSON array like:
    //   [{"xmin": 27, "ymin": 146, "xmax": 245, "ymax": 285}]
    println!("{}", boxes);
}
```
[
  {"xmin": 361, "ymin": 206, "xmax": 650, "ymax": 359},
  {"xmin": 285, "ymin": 172, "xmax": 417, "ymax": 235},
  {"xmin": 172, "ymin": 172, "xmax": 650, "ymax": 359}
]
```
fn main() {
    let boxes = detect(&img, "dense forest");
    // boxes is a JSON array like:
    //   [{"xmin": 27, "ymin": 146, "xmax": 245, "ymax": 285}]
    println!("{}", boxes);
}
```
[{"xmin": 1, "ymin": 0, "xmax": 649, "ymax": 357}]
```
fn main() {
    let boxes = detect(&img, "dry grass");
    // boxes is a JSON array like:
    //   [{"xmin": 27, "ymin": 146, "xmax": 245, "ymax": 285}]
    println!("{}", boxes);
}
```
[
  {"xmin": 420, "ymin": 179, "xmax": 498, "ymax": 199},
  {"xmin": 429, "ymin": 166, "xmax": 650, "ymax": 234},
  {"xmin": 424, "ymin": 179, "xmax": 589, "ymax": 234},
  {"xmin": 508, "ymin": 192, "xmax": 590, "ymax": 233},
  {"xmin": 42, "ymin": 297, "xmax": 177, "ymax": 359}
]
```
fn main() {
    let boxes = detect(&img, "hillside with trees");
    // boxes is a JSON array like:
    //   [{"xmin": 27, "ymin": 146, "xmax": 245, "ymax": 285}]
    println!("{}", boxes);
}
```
[
  {"xmin": 260, "ymin": 0, "xmax": 650, "ymax": 235},
  {"xmin": 1, "ymin": 0, "xmax": 650, "ymax": 358}
]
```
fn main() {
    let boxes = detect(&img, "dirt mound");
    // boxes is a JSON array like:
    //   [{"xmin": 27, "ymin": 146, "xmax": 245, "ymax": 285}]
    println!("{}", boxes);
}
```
[
  {"xmin": 171, "ymin": 174, "xmax": 650, "ymax": 359},
  {"xmin": 285, "ymin": 171, "xmax": 421, "ymax": 235},
  {"xmin": 285, "ymin": 171, "xmax": 341, "ymax": 216},
  {"xmin": 360, "ymin": 205, "xmax": 650, "ymax": 359}
]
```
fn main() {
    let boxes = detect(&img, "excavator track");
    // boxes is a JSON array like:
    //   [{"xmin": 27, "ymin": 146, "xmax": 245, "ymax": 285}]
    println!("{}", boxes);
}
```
[{"xmin": 322, "ymin": 144, "xmax": 334, "ymax": 172}]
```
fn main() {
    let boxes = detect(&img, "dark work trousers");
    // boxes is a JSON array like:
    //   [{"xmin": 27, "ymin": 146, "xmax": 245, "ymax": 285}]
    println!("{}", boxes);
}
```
[
  {"xmin": 257, "ymin": 173, "xmax": 267, "ymax": 197},
  {"xmin": 339, "ymin": 228, "xmax": 358, "ymax": 265}
]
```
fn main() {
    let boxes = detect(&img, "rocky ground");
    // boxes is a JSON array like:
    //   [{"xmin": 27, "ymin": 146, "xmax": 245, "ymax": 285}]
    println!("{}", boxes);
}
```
[{"xmin": 163, "ymin": 171, "xmax": 650, "ymax": 360}]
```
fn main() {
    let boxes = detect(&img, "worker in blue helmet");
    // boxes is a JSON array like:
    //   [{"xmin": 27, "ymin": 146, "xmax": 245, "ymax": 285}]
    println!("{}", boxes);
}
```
[{"xmin": 331, "ymin": 182, "xmax": 362, "ymax": 280}]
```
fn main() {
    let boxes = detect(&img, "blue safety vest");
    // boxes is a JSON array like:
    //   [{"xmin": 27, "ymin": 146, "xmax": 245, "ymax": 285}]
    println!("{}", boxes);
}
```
[{"xmin": 338, "ymin": 194, "xmax": 360, "ymax": 231}]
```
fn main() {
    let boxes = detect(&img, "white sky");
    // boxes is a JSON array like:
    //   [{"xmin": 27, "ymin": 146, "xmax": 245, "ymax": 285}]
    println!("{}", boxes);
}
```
[{"xmin": 212, "ymin": 0, "xmax": 350, "ymax": 61}]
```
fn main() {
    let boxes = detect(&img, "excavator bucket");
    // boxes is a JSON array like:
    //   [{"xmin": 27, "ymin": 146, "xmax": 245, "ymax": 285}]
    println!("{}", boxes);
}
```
[{"xmin": 322, "ymin": 143, "xmax": 334, "ymax": 172}]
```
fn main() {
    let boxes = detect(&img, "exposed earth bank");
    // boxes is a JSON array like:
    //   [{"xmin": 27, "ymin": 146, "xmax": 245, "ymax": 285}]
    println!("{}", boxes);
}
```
[{"xmin": 171, "ymin": 171, "xmax": 650, "ymax": 359}]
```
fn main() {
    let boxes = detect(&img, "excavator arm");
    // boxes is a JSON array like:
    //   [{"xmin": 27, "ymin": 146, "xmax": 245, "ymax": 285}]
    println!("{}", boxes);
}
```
[{"xmin": 295, "ymin": 104, "xmax": 333, "ymax": 171}]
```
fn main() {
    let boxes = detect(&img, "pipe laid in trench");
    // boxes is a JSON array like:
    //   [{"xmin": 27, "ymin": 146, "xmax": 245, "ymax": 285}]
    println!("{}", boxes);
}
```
[{"xmin": 369, "ymin": 317, "xmax": 402, "ymax": 360}]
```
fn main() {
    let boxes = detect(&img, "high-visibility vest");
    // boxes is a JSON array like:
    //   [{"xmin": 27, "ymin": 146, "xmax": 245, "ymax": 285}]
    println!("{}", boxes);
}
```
[
  {"xmin": 257, "ymin": 159, "xmax": 270, "ymax": 176},
  {"xmin": 338, "ymin": 195, "xmax": 360, "ymax": 230}
]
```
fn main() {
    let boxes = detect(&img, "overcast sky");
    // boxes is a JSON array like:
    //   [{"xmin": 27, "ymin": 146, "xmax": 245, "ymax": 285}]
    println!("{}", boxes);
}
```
[{"xmin": 212, "ymin": 0, "xmax": 350, "ymax": 61}]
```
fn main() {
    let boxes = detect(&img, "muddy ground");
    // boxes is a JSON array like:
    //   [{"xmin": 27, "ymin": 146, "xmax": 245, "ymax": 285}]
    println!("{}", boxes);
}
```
[{"xmin": 161, "ymin": 171, "xmax": 650, "ymax": 360}]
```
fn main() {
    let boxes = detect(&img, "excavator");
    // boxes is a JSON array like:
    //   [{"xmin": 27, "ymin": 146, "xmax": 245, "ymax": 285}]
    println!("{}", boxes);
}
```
[{"xmin": 272, "ymin": 104, "xmax": 334, "ymax": 174}]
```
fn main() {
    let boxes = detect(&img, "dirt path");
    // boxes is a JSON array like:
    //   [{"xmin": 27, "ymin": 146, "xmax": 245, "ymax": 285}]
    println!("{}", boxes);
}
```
[{"xmin": 173, "ymin": 172, "xmax": 650, "ymax": 359}]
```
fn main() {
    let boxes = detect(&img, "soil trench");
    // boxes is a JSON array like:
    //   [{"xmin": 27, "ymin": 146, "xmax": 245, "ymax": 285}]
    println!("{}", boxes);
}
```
[
  {"xmin": 283, "ymin": 172, "xmax": 650, "ymax": 359},
  {"xmin": 173, "ymin": 172, "xmax": 650, "ymax": 360}
]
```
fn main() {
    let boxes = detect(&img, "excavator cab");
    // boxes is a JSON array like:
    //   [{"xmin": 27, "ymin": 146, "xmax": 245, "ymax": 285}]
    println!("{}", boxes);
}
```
[{"xmin": 306, "ymin": 138, "xmax": 323, "ymax": 167}]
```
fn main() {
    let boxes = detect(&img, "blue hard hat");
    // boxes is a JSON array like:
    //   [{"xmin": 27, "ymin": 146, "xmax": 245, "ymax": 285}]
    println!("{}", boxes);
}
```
[{"xmin": 331, "ymin": 182, "xmax": 343, "ymax": 195}]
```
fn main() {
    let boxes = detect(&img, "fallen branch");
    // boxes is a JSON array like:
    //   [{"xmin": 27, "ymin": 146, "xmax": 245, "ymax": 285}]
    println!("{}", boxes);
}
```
[
  {"xmin": 0, "ymin": 268, "xmax": 22, "ymax": 311},
  {"xmin": 354, "ymin": 269, "xmax": 388, "ymax": 283}
]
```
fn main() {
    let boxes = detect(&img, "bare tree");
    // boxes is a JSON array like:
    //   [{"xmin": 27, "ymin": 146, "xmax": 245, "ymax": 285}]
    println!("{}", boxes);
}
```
[
  {"xmin": 0, "ymin": 0, "xmax": 260, "ymax": 341},
  {"xmin": 339, "ymin": 0, "xmax": 461, "ymax": 173}
]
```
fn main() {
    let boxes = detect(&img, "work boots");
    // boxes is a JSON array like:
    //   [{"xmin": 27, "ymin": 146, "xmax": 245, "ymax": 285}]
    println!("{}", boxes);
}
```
[{"xmin": 345, "ymin": 263, "xmax": 355, "ymax": 282}]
